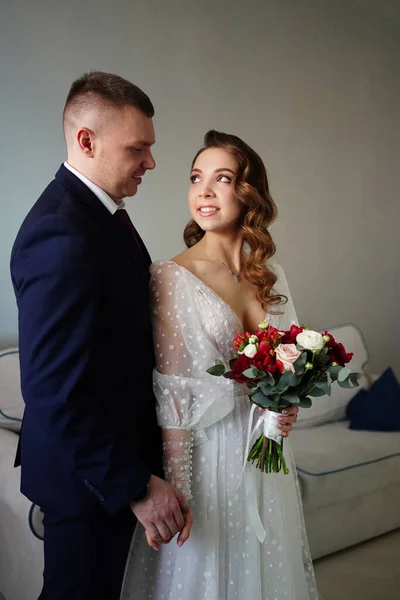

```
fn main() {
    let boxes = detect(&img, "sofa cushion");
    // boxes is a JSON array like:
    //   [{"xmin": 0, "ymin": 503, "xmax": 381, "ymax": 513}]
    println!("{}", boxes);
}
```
[
  {"xmin": 347, "ymin": 368, "xmax": 400, "ymax": 431},
  {"xmin": 0, "ymin": 348, "xmax": 24, "ymax": 432},
  {"xmin": 296, "ymin": 324, "xmax": 369, "ymax": 428},
  {"xmin": 291, "ymin": 420, "xmax": 400, "ymax": 510}
]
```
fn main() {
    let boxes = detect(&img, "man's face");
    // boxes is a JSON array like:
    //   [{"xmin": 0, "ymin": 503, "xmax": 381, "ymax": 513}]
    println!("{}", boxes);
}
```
[{"xmin": 94, "ymin": 105, "xmax": 156, "ymax": 201}]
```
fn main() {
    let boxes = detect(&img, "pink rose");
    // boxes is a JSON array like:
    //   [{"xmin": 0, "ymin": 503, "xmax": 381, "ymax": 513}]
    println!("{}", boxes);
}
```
[{"xmin": 275, "ymin": 343, "xmax": 302, "ymax": 373}]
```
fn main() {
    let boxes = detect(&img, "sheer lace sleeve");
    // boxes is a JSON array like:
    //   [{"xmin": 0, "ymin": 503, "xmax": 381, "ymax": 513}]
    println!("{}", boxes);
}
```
[
  {"xmin": 149, "ymin": 261, "xmax": 240, "ymax": 500},
  {"xmin": 270, "ymin": 263, "xmax": 299, "ymax": 329},
  {"xmin": 150, "ymin": 261, "xmax": 237, "ymax": 431}
]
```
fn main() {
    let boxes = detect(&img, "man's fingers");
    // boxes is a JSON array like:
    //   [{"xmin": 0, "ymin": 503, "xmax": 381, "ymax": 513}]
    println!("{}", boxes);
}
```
[
  {"xmin": 145, "ymin": 523, "xmax": 162, "ymax": 544},
  {"xmin": 164, "ymin": 514, "xmax": 181, "ymax": 539},
  {"xmin": 153, "ymin": 519, "xmax": 174, "ymax": 542}
]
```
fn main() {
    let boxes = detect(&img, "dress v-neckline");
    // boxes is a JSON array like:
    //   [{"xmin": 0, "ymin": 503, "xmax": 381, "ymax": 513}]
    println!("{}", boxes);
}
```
[{"xmin": 165, "ymin": 261, "xmax": 267, "ymax": 333}]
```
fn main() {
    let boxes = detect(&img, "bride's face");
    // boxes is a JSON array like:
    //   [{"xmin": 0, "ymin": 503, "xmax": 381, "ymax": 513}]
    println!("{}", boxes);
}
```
[{"xmin": 188, "ymin": 148, "xmax": 242, "ymax": 233}]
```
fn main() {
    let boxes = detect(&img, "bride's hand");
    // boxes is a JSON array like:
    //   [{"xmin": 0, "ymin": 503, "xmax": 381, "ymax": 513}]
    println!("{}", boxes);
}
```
[
  {"xmin": 145, "ymin": 509, "xmax": 193, "ymax": 550},
  {"xmin": 278, "ymin": 406, "xmax": 299, "ymax": 437},
  {"xmin": 258, "ymin": 406, "xmax": 299, "ymax": 437}
]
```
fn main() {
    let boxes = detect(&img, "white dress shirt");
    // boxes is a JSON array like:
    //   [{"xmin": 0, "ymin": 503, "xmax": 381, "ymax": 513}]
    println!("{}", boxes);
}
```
[{"xmin": 63, "ymin": 162, "xmax": 125, "ymax": 214}]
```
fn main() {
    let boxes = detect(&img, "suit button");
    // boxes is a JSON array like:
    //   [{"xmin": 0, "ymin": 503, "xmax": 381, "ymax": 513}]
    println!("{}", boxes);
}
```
[{"xmin": 99, "ymin": 495, "xmax": 105, "ymax": 502}]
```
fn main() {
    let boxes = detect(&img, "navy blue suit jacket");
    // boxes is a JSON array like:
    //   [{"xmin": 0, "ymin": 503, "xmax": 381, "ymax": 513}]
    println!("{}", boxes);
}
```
[{"xmin": 10, "ymin": 165, "xmax": 162, "ymax": 516}]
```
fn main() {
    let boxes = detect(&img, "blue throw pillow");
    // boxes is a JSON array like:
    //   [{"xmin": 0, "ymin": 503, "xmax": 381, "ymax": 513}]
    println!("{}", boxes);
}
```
[{"xmin": 346, "ymin": 367, "xmax": 400, "ymax": 431}]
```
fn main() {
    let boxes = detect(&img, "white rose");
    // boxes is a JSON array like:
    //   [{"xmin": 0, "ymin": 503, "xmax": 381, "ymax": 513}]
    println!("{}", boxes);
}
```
[
  {"xmin": 296, "ymin": 330, "xmax": 324, "ymax": 352},
  {"xmin": 275, "ymin": 343, "xmax": 302, "ymax": 373},
  {"xmin": 243, "ymin": 343, "xmax": 258, "ymax": 358}
]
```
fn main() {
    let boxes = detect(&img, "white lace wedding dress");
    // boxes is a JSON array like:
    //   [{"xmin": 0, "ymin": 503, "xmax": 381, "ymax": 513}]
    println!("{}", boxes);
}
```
[{"xmin": 121, "ymin": 260, "xmax": 319, "ymax": 600}]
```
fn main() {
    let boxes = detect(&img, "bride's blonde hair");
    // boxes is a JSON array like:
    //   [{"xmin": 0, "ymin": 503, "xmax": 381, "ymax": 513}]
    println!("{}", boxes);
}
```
[{"xmin": 184, "ymin": 130, "xmax": 286, "ymax": 311}]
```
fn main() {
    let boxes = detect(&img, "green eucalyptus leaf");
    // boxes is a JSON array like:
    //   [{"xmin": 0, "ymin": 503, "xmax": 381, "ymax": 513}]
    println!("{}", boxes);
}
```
[
  {"xmin": 274, "ymin": 371, "xmax": 293, "ymax": 393},
  {"xmin": 315, "ymin": 380, "xmax": 331, "ymax": 396},
  {"xmin": 281, "ymin": 390, "xmax": 300, "ymax": 404},
  {"xmin": 298, "ymin": 397, "xmax": 313, "ymax": 408},
  {"xmin": 337, "ymin": 378, "xmax": 353, "ymax": 389},
  {"xmin": 206, "ymin": 364, "xmax": 226, "ymax": 376},
  {"xmin": 294, "ymin": 352, "xmax": 307, "ymax": 374},
  {"xmin": 242, "ymin": 367, "xmax": 263, "ymax": 379},
  {"xmin": 250, "ymin": 390, "xmax": 278, "ymax": 409},
  {"xmin": 350, "ymin": 372, "xmax": 362, "ymax": 385},
  {"xmin": 328, "ymin": 365, "xmax": 341, "ymax": 380},
  {"xmin": 307, "ymin": 386, "xmax": 327, "ymax": 397},
  {"xmin": 338, "ymin": 367, "xmax": 351, "ymax": 382},
  {"xmin": 261, "ymin": 372, "xmax": 275, "ymax": 386}
]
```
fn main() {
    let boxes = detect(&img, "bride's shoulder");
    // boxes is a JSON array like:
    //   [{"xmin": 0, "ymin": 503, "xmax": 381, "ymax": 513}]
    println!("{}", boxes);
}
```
[
  {"xmin": 152, "ymin": 247, "xmax": 206, "ymax": 278},
  {"xmin": 149, "ymin": 251, "xmax": 198, "ymax": 283},
  {"xmin": 266, "ymin": 261, "xmax": 292, "ymax": 294},
  {"xmin": 267, "ymin": 261, "xmax": 286, "ymax": 279},
  {"xmin": 149, "ymin": 259, "xmax": 177, "ymax": 280}
]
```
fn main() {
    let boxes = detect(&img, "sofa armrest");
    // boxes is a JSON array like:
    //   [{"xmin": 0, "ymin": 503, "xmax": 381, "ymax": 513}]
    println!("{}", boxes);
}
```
[{"xmin": 0, "ymin": 428, "xmax": 43, "ymax": 599}]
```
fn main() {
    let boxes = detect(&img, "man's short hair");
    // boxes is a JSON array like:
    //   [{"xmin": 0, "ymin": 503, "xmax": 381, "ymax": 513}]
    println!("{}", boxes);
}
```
[{"xmin": 63, "ymin": 71, "xmax": 154, "ymax": 131}]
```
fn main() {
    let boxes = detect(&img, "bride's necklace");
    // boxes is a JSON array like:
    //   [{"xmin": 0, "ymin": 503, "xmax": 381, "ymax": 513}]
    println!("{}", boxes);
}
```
[{"xmin": 203, "ymin": 246, "xmax": 241, "ymax": 282}]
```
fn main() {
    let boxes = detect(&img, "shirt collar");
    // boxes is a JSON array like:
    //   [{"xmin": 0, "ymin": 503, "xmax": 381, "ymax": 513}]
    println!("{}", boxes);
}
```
[{"xmin": 63, "ymin": 162, "xmax": 125, "ymax": 214}]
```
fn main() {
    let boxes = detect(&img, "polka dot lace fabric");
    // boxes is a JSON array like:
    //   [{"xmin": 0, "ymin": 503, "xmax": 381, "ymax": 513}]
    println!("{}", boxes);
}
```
[{"xmin": 122, "ymin": 261, "xmax": 319, "ymax": 600}]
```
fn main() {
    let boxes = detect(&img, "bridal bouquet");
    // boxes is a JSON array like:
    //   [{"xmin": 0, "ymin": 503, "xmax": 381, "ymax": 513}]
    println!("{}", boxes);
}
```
[{"xmin": 207, "ymin": 322, "xmax": 361, "ymax": 474}]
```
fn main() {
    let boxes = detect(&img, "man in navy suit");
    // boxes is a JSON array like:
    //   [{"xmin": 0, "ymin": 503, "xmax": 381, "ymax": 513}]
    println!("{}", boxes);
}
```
[{"xmin": 10, "ymin": 72, "xmax": 191, "ymax": 599}]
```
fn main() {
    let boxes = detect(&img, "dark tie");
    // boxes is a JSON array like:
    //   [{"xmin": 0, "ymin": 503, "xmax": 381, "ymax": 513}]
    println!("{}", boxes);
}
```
[{"xmin": 114, "ymin": 209, "xmax": 146, "ymax": 262}]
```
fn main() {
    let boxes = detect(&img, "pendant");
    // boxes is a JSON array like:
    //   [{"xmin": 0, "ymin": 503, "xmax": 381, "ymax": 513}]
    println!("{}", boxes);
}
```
[{"xmin": 230, "ymin": 270, "xmax": 241, "ymax": 282}]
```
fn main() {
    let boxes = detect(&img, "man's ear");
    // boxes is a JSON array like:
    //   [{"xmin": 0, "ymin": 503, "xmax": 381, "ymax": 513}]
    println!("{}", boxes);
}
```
[{"xmin": 77, "ymin": 127, "xmax": 95, "ymax": 157}]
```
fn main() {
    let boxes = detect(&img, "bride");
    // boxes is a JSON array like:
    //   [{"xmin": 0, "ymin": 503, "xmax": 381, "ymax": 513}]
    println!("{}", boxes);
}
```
[{"xmin": 121, "ymin": 130, "xmax": 319, "ymax": 600}]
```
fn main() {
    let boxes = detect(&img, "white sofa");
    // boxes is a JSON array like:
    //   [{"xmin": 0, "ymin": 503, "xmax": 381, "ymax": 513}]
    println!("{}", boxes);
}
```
[
  {"xmin": 0, "ymin": 349, "xmax": 43, "ymax": 600},
  {"xmin": 1, "ymin": 325, "xmax": 399, "ymax": 599},
  {"xmin": 290, "ymin": 324, "xmax": 400, "ymax": 559}
]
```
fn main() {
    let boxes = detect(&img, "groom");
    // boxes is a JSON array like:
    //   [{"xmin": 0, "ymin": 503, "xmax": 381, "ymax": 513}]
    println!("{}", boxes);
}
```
[{"xmin": 10, "ymin": 72, "xmax": 191, "ymax": 599}]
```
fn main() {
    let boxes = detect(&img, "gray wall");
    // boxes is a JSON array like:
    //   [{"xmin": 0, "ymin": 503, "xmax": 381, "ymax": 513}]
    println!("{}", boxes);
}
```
[{"xmin": 1, "ymin": 0, "xmax": 399, "ymax": 375}]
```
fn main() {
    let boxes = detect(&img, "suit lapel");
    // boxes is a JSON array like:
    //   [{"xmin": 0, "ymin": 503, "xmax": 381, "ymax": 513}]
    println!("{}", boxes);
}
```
[
  {"xmin": 89, "ymin": 200, "xmax": 150, "ymax": 283},
  {"xmin": 55, "ymin": 165, "xmax": 150, "ymax": 284}
]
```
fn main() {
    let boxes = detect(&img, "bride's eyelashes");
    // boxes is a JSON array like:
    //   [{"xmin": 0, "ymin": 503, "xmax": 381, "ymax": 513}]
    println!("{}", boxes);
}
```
[{"xmin": 189, "ymin": 174, "xmax": 232, "ymax": 184}]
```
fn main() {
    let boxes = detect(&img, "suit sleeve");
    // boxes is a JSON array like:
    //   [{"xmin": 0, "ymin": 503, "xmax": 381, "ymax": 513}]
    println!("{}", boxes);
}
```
[{"xmin": 11, "ymin": 213, "xmax": 150, "ymax": 513}]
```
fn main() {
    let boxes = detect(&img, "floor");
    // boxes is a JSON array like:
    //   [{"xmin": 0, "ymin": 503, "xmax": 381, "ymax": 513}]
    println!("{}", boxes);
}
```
[
  {"xmin": 313, "ymin": 529, "xmax": 400, "ymax": 600},
  {"xmin": 1, "ymin": 531, "xmax": 399, "ymax": 600}
]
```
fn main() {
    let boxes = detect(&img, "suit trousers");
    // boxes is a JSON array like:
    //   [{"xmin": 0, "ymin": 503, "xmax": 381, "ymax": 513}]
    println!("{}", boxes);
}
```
[{"xmin": 38, "ymin": 504, "xmax": 136, "ymax": 600}]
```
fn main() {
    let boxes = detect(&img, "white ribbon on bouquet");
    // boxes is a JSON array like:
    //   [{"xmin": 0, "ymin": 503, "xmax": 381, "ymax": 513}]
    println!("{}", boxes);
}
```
[{"xmin": 242, "ymin": 404, "xmax": 283, "ymax": 543}]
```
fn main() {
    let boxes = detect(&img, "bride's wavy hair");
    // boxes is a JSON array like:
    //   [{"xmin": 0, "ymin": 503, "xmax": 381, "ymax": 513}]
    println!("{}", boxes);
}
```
[{"xmin": 184, "ymin": 130, "xmax": 286, "ymax": 311}]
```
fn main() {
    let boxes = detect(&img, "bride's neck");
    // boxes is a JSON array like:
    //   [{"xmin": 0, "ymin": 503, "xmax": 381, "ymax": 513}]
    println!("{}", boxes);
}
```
[{"xmin": 201, "ymin": 232, "xmax": 243, "ymax": 272}]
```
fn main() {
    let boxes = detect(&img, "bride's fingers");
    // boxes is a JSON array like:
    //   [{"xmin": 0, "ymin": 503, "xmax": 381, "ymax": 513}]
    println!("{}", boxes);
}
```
[
  {"xmin": 145, "ymin": 530, "xmax": 160, "ymax": 551},
  {"xmin": 177, "ymin": 511, "xmax": 194, "ymax": 547}
]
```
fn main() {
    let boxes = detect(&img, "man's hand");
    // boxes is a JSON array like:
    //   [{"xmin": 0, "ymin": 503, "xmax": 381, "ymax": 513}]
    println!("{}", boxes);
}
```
[
  {"xmin": 145, "ymin": 509, "xmax": 193, "ymax": 550},
  {"xmin": 129, "ymin": 475, "xmax": 191, "ymax": 544}
]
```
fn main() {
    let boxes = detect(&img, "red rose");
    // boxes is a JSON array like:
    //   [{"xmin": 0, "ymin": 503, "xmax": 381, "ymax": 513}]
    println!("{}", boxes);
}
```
[
  {"xmin": 263, "ymin": 353, "xmax": 274, "ymax": 367},
  {"xmin": 255, "ymin": 328, "xmax": 269, "ymax": 341},
  {"xmin": 282, "ymin": 324, "xmax": 304, "ymax": 344},
  {"xmin": 323, "ymin": 331, "xmax": 353, "ymax": 366},
  {"xmin": 258, "ymin": 340, "xmax": 271, "ymax": 355},
  {"xmin": 268, "ymin": 362, "xmax": 282, "ymax": 377},
  {"xmin": 230, "ymin": 354, "xmax": 252, "ymax": 384},
  {"xmin": 265, "ymin": 326, "xmax": 282, "ymax": 346},
  {"xmin": 330, "ymin": 343, "xmax": 353, "ymax": 366}
]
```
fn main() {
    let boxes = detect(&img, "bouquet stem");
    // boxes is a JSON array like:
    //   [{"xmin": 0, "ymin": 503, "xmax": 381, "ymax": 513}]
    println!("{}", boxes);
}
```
[{"xmin": 247, "ymin": 434, "xmax": 289, "ymax": 474}]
